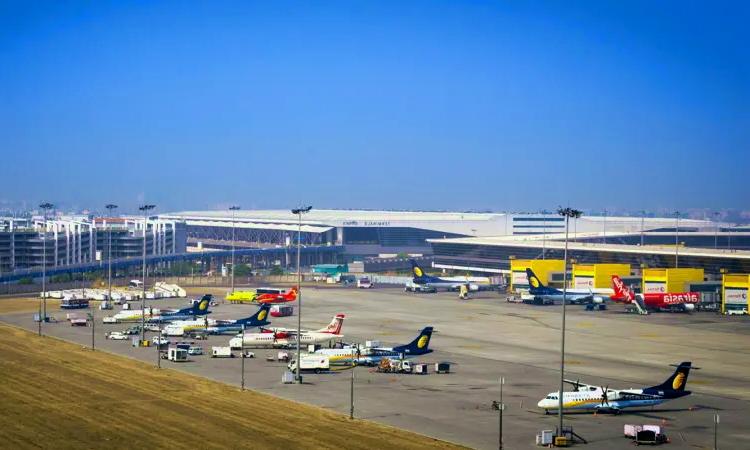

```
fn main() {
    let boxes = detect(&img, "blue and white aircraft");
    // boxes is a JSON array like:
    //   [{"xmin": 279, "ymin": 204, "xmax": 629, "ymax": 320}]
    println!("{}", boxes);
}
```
[
  {"xmin": 538, "ymin": 362, "xmax": 698, "ymax": 415},
  {"xmin": 410, "ymin": 260, "xmax": 489, "ymax": 291},
  {"xmin": 526, "ymin": 268, "xmax": 613, "ymax": 305},
  {"xmin": 163, "ymin": 304, "xmax": 272, "ymax": 336},
  {"xmin": 114, "ymin": 295, "xmax": 212, "ymax": 323},
  {"xmin": 317, "ymin": 327, "xmax": 435, "ymax": 366}
]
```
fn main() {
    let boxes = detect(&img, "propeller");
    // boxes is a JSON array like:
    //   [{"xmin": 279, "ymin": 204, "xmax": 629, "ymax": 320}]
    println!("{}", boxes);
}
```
[
  {"xmin": 571, "ymin": 379, "xmax": 582, "ymax": 392},
  {"xmin": 600, "ymin": 385, "xmax": 611, "ymax": 407}
]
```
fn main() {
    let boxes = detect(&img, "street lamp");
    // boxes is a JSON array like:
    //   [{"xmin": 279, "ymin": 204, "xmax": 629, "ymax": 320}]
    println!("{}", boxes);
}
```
[
  {"xmin": 602, "ymin": 209, "xmax": 608, "ymax": 244},
  {"xmin": 291, "ymin": 205, "xmax": 312, "ymax": 383},
  {"xmin": 556, "ymin": 206, "xmax": 582, "ymax": 436},
  {"xmin": 674, "ymin": 211, "xmax": 681, "ymax": 268},
  {"xmin": 639, "ymin": 210, "xmax": 647, "ymax": 246},
  {"xmin": 713, "ymin": 212, "xmax": 721, "ymax": 249},
  {"xmin": 230, "ymin": 206, "xmax": 240, "ymax": 293},
  {"xmin": 106, "ymin": 204, "xmax": 118, "ymax": 306},
  {"xmin": 541, "ymin": 210, "xmax": 549, "ymax": 260},
  {"xmin": 139, "ymin": 204, "xmax": 156, "ymax": 345},
  {"xmin": 38, "ymin": 202, "xmax": 54, "ymax": 336}
]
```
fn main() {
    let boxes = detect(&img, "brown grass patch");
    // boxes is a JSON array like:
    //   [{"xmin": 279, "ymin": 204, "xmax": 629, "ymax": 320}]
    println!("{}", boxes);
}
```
[
  {"xmin": 0, "ymin": 324, "xmax": 464, "ymax": 449},
  {"xmin": 0, "ymin": 297, "xmax": 61, "ymax": 314}
]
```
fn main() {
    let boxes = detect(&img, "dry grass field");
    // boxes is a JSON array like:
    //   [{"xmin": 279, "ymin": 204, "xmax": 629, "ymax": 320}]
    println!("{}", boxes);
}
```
[
  {"xmin": 0, "ymin": 324, "xmax": 464, "ymax": 450},
  {"xmin": 0, "ymin": 297, "xmax": 60, "ymax": 314}
]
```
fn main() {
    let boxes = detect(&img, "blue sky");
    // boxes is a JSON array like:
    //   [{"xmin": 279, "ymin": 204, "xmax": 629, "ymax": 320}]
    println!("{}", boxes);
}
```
[{"xmin": 1, "ymin": 1, "xmax": 748, "ymax": 214}]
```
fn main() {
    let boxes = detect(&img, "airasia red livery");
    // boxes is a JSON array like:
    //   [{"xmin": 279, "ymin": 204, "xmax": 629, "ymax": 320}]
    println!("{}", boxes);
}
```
[
  {"xmin": 256, "ymin": 287, "xmax": 299, "ymax": 304},
  {"xmin": 611, "ymin": 275, "xmax": 699, "ymax": 312}
]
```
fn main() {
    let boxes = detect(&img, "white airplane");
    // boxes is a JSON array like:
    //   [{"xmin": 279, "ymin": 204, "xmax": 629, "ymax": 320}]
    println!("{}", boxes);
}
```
[
  {"xmin": 113, "ymin": 295, "xmax": 212, "ymax": 322},
  {"xmin": 537, "ymin": 362, "xmax": 697, "ymax": 415},
  {"xmin": 526, "ymin": 269, "xmax": 614, "ymax": 304},
  {"xmin": 410, "ymin": 260, "xmax": 489, "ymax": 292},
  {"xmin": 259, "ymin": 314, "xmax": 344, "ymax": 336},
  {"xmin": 316, "ymin": 327, "xmax": 434, "ymax": 366}
]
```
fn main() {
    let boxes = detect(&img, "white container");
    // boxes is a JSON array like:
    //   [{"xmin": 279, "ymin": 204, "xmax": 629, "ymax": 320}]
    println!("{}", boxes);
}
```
[
  {"xmin": 365, "ymin": 341, "xmax": 382, "ymax": 348},
  {"xmin": 282, "ymin": 372, "xmax": 295, "ymax": 384},
  {"xmin": 643, "ymin": 425, "xmax": 662, "ymax": 435},
  {"xmin": 168, "ymin": 348, "xmax": 188, "ymax": 362},
  {"xmin": 212, "ymin": 346, "xmax": 233, "ymax": 358},
  {"xmin": 103, "ymin": 316, "xmax": 118, "ymax": 324},
  {"xmin": 541, "ymin": 430, "xmax": 553, "ymax": 445},
  {"xmin": 624, "ymin": 425, "xmax": 642, "ymax": 438}
]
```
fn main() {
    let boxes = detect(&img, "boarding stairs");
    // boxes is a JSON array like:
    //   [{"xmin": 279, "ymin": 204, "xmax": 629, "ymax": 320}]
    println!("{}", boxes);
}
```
[{"xmin": 632, "ymin": 295, "xmax": 649, "ymax": 315}]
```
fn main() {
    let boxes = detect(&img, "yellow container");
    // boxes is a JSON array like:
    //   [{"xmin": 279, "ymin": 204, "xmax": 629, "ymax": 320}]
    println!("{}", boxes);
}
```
[
  {"xmin": 643, "ymin": 268, "xmax": 704, "ymax": 294},
  {"xmin": 554, "ymin": 436, "xmax": 568, "ymax": 446},
  {"xmin": 573, "ymin": 263, "xmax": 630, "ymax": 289},
  {"xmin": 510, "ymin": 259, "xmax": 565, "ymax": 292},
  {"xmin": 722, "ymin": 274, "xmax": 750, "ymax": 314}
]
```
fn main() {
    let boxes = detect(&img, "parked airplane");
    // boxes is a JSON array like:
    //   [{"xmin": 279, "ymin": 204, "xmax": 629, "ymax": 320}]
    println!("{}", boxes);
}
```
[
  {"xmin": 611, "ymin": 275, "xmax": 700, "ymax": 312},
  {"xmin": 317, "ymin": 327, "xmax": 434, "ymax": 365},
  {"xmin": 410, "ymin": 260, "xmax": 489, "ymax": 291},
  {"xmin": 526, "ymin": 269, "xmax": 614, "ymax": 305},
  {"xmin": 228, "ymin": 319, "xmax": 342, "ymax": 349},
  {"xmin": 256, "ymin": 287, "xmax": 299, "ymax": 304},
  {"xmin": 537, "ymin": 362, "xmax": 697, "ymax": 415},
  {"xmin": 163, "ymin": 304, "xmax": 272, "ymax": 336},
  {"xmin": 113, "ymin": 295, "xmax": 211, "ymax": 322},
  {"xmin": 260, "ymin": 314, "xmax": 344, "ymax": 338}
]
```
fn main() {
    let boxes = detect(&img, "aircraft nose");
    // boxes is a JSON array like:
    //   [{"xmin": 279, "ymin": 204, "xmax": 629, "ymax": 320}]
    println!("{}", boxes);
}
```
[{"xmin": 537, "ymin": 400, "xmax": 546, "ymax": 408}]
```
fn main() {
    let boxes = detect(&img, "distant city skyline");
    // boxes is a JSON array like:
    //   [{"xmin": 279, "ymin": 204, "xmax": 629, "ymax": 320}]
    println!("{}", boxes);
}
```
[{"xmin": 1, "ymin": 2, "xmax": 748, "ymax": 211}]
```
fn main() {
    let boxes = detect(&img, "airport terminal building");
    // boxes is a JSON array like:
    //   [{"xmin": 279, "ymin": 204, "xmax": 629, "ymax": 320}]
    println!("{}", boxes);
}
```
[{"xmin": 159, "ymin": 210, "xmax": 742, "ymax": 267}]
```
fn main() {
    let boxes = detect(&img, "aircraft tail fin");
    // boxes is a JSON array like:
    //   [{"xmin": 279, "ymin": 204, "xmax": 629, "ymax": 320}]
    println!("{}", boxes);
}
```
[
  {"xmin": 648, "ymin": 362, "xmax": 694, "ymax": 392},
  {"xmin": 611, "ymin": 275, "xmax": 634, "ymax": 301},
  {"xmin": 236, "ymin": 304, "xmax": 271, "ymax": 327},
  {"xmin": 315, "ymin": 314, "xmax": 345, "ymax": 334},
  {"xmin": 287, "ymin": 286, "xmax": 299, "ymax": 300},
  {"xmin": 526, "ymin": 268, "xmax": 546, "ymax": 292},
  {"xmin": 410, "ymin": 259, "xmax": 426, "ymax": 279},
  {"xmin": 393, "ymin": 327, "xmax": 434, "ymax": 356}
]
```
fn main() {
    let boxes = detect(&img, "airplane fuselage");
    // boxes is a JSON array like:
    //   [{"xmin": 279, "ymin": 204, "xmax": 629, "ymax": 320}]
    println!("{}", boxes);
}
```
[{"xmin": 537, "ymin": 389, "xmax": 688, "ymax": 413}]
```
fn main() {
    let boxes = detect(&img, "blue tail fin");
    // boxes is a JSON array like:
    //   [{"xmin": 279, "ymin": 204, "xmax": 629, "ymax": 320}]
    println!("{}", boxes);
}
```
[
  {"xmin": 393, "ymin": 327, "xmax": 434, "ymax": 356},
  {"xmin": 175, "ymin": 295, "xmax": 212, "ymax": 316},
  {"xmin": 236, "ymin": 304, "xmax": 271, "ymax": 328},
  {"xmin": 410, "ymin": 259, "xmax": 426, "ymax": 280},
  {"xmin": 647, "ymin": 362, "xmax": 694, "ymax": 392}
]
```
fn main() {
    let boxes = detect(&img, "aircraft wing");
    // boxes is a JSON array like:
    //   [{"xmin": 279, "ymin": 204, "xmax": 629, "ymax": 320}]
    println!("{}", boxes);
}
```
[{"xmin": 563, "ymin": 379, "xmax": 602, "ymax": 391}]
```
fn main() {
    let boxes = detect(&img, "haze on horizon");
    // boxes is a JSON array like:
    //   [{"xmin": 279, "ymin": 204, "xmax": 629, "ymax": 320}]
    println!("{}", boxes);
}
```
[{"xmin": 1, "ymin": 1, "xmax": 748, "ymax": 213}]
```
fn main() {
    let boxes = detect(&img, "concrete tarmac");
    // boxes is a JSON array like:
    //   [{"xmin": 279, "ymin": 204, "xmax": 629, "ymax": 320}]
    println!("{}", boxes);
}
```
[{"xmin": 2, "ymin": 286, "xmax": 749, "ymax": 449}]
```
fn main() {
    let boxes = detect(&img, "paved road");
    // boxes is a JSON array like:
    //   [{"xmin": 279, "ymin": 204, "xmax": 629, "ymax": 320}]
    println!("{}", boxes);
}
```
[{"xmin": 3, "ymin": 286, "xmax": 749, "ymax": 449}]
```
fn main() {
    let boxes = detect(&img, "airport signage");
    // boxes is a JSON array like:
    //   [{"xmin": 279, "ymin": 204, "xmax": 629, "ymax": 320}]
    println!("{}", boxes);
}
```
[
  {"xmin": 644, "ymin": 282, "xmax": 666, "ymax": 293},
  {"xmin": 511, "ymin": 271, "xmax": 528, "ymax": 286},
  {"xmin": 342, "ymin": 220, "xmax": 391, "ymax": 227},
  {"xmin": 724, "ymin": 288, "xmax": 748, "ymax": 304},
  {"xmin": 574, "ymin": 276, "xmax": 594, "ymax": 289}
]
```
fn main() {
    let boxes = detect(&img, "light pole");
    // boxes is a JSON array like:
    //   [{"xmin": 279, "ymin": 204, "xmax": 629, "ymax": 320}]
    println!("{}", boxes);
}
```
[
  {"xmin": 541, "ymin": 210, "xmax": 549, "ymax": 260},
  {"xmin": 241, "ymin": 323, "xmax": 246, "ymax": 390},
  {"xmin": 602, "ymin": 209, "xmax": 608, "ymax": 244},
  {"xmin": 499, "ymin": 376, "xmax": 505, "ymax": 449},
  {"xmin": 230, "ymin": 206, "xmax": 240, "ymax": 293},
  {"xmin": 139, "ymin": 204, "xmax": 156, "ymax": 345},
  {"xmin": 291, "ymin": 205, "xmax": 312, "ymax": 383},
  {"xmin": 556, "ymin": 207, "xmax": 582, "ymax": 436},
  {"xmin": 39, "ymin": 202, "xmax": 54, "ymax": 334},
  {"xmin": 106, "ymin": 204, "xmax": 118, "ymax": 305},
  {"xmin": 714, "ymin": 414, "xmax": 720, "ymax": 450},
  {"xmin": 715, "ymin": 215, "xmax": 721, "ymax": 250},
  {"xmin": 674, "ymin": 211, "xmax": 680, "ymax": 268},
  {"xmin": 639, "ymin": 210, "xmax": 647, "ymax": 246}
]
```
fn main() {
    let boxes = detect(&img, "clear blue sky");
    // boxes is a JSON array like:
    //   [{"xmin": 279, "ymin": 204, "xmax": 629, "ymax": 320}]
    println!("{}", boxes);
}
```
[{"xmin": 1, "ymin": 1, "xmax": 748, "ymax": 214}]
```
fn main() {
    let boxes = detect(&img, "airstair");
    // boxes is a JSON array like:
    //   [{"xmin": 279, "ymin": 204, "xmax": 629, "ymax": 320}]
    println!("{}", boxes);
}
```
[{"xmin": 632, "ymin": 295, "xmax": 649, "ymax": 315}]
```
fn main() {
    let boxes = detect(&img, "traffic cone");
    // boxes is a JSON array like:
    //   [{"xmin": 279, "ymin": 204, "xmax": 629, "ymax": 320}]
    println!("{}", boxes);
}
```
[
  {"xmin": 662, "ymin": 419, "xmax": 666, "ymax": 426},
  {"xmin": 593, "ymin": 411, "xmax": 597, "ymax": 417}
]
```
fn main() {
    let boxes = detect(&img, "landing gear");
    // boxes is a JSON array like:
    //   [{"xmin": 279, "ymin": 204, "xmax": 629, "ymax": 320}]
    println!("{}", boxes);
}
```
[{"xmin": 545, "ymin": 410, "xmax": 550, "ymax": 415}]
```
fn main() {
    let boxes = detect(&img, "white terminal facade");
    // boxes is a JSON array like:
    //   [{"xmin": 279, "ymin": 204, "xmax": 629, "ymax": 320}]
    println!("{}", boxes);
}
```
[
  {"xmin": 159, "ymin": 210, "xmax": 740, "ymax": 267},
  {"xmin": 0, "ymin": 217, "xmax": 186, "ymax": 272}
]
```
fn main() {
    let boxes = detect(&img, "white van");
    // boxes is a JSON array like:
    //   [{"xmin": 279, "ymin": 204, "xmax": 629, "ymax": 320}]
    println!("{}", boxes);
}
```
[{"xmin": 357, "ymin": 278, "xmax": 373, "ymax": 289}]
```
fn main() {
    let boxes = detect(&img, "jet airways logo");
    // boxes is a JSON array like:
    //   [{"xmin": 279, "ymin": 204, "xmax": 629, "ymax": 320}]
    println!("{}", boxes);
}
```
[
  {"xmin": 529, "ymin": 277, "xmax": 540, "ymax": 288},
  {"xmin": 672, "ymin": 373, "xmax": 686, "ymax": 390},
  {"xmin": 414, "ymin": 267, "xmax": 423, "ymax": 277},
  {"xmin": 199, "ymin": 300, "xmax": 209, "ymax": 311},
  {"xmin": 417, "ymin": 335, "xmax": 428, "ymax": 348},
  {"xmin": 257, "ymin": 310, "xmax": 268, "ymax": 321},
  {"xmin": 663, "ymin": 294, "xmax": 699, "ymax": 304}
]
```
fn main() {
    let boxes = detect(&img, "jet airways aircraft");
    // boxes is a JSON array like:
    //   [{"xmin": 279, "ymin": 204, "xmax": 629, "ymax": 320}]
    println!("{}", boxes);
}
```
[
  {"xmin": 113, "ymin": 295, "xmax": 211, "ymax": 322},
  {"xmin": 526, "ymin": 269, "xmax": 614, "ymax": 304},
  {"xmin": 317, "ymin": 327, "xmax": 434, "ymax": 366},
  {"xmin": 410, "ymin": 260, "xmax": 489, "ymax": 291},
  {"xmin": 537, "ymin": 362, "xmax": 697, "ymax": 415},
  {"xmin": 611, "ymin": 275, "xmax": 700, "ymax": 312},
  {"xmin": 163, "ymin": 304, "xmax": 272, "ymax": 336}
]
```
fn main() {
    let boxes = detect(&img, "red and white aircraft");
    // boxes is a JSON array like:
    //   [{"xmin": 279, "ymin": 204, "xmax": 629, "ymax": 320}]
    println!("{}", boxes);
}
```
[
  {"xmin": 259, "ymin": 314, "xmax": 345, "ymax": 339},
  {"xmin": 256, "ymin": 287, "xmax": 298, "ymax": 304},
  {"xmin": 611, "ymin": 275, "xmax": 700, "ymax": 312}
]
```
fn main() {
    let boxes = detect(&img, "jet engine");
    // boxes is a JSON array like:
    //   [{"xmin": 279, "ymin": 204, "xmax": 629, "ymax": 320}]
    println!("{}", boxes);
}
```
[
  {"xmin": 683, "ymin": 303, "xmax": 696, "ymax": 311},
  {"xmin": 592, "ymin": 297, "xmax": 604, "ymax": 304}
]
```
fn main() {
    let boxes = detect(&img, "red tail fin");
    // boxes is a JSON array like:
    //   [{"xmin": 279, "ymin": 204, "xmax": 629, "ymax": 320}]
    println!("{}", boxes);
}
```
[
  {"xmin": 316, "ymin": 314, "xmax": 345, "ymax": 334},
  {"xmin": 611, "ymin": 275, "xmax": 634, "ymax": 301},
  {"xmin": 286, "ymin": 287, "xmax": 298, "ymax": 300}
]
